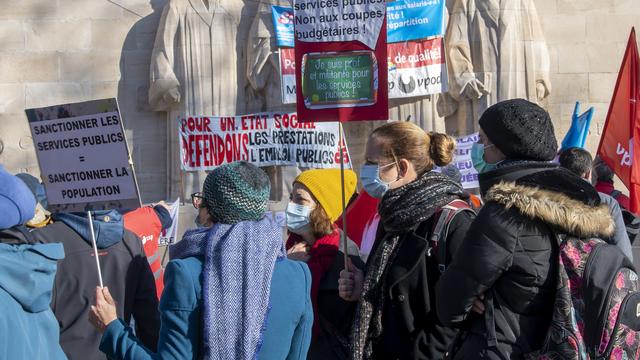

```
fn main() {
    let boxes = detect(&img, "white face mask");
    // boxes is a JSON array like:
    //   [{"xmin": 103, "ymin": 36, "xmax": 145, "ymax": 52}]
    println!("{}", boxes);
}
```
[{"xmin": 286, "ymin": 203, "xmax": 312, "ymax": 234}]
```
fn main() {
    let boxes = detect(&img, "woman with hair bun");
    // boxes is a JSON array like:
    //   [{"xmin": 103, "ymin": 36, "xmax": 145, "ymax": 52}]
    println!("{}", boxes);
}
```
[{"xmin": 338, "ymin": 121, "xmax": 475, "ymax": 360}]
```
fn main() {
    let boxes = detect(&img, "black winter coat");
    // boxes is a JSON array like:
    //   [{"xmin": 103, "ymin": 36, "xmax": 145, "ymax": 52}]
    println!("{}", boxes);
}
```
[
  {"xmin": 437, "ymin": 164, "xmax": 615, "ymax": 360},
  {"xmin": 372, "ymin": 208, "xmax": 475, "ymax": 360},
  {"xmin": 32, "ymin": 221, "xmax": 160, "ymax": 360}
]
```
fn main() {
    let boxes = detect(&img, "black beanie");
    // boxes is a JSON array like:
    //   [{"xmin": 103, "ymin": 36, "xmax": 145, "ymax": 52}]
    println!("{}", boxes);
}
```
[{"xmin": 479, "ymin": 99, "xmax": 558, "ymax": 161}]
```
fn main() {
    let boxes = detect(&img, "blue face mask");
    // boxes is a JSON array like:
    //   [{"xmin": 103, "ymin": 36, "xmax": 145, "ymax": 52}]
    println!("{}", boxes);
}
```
[
  {"xmin": 471, "ymin": 143, "xmax": 500, "ymax": 173},
  {"xmin": 360, "ymin": 163, "xmax": 397, "ymax": 199},
  {"xmin": 286, "ymin": 203, "xmax": 312, "ymax": 233}
]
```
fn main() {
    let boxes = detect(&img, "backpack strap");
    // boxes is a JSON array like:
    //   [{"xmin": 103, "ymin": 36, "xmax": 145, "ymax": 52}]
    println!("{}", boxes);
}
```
[
  {"xmin": 429, "ymin": 199, "xmax": 475, "ymax": 273},
  {"xmin": 610, "ymin": 190, "xmax": 622, "ymax": 200}
]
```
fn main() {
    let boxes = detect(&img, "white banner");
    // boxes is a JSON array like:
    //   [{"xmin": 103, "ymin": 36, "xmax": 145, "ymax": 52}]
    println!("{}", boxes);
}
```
[
  {"xmin": 179, "ymin": 113, "xmax": 351, "ymax": 171},
  {"xmin": 454, "ymin": 132, "xmax": 480, "ymax": 189},
  {"xmin": 293, "ymin": 0, "xmax": 386, "ymax": 49},
  {"xmin": 280, "ymin": 48, "xmax": 297, "ymax": 104},
  {"xmin": 158, "ymin": 198, "xmax": 180, "ymax": 246},
  {"xmin": 388, "ymin": 37, "xmax": 447, "ymax": 99}
]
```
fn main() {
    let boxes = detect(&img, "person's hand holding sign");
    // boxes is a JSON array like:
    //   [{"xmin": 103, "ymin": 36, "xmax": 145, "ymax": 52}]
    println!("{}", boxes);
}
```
[{"xmin": 89, "ymin": 287, "xmax": 118, "ymax": 333}]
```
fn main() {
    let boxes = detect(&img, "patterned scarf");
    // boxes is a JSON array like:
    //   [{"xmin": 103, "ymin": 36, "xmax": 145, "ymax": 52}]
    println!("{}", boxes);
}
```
[
  {"xmin": 350, "ymin": 171, "xmax": 463, "ymax": 360},
  {"xmin": 170, "ymin": 215, "xmax": 286, "ymax": 360}
]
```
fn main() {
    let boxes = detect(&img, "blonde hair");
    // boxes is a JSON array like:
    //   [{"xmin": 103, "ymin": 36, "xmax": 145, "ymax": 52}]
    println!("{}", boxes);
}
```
[{"xmin": 370, "ymin": 122, "xmax": 455, "ymax": 175}]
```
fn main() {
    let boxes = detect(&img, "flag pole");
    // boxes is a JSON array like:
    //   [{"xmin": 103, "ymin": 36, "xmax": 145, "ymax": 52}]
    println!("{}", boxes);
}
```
[
  {"xmin": 339, "ymin": 122, "xmax": 349, "ymax": 269},
  {"xmin": 88, "ymin": 211, "xmax": 104, "ymax": 288}
]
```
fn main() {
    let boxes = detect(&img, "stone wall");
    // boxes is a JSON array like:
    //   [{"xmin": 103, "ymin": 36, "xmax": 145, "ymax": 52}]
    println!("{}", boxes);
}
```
[
  {"xmin": 0, "ymin": 0, "xmax": 639, "ymax": 202},
  {"xmin": 537, "ymin": 0, "xmax": 640, "ymax": 157},
  {"xmin": 0, "ymin": 0, "xmax": 263, "ymax": 202}
]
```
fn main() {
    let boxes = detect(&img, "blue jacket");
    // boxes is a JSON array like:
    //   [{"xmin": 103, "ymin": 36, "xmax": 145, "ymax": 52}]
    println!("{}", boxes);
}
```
[
  {"xmin": 0, "ymin": 242, "xmax": 67, "ymax": 360},
  {"xmin": 100, "ymin": 256, "xmax": 313, "ymax": 360},
  {"xmin": 599, "ymin": 192, "xmax": 634, "ymax": 261}
]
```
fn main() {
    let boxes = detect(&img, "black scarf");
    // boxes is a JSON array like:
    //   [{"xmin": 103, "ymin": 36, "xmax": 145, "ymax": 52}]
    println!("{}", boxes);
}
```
[
  {"xmin": 350, "ymin": 171, "xmax": 463, "ymax": 360},
  {"xmin": 378, "ymin": 171, "xmax": 464, "ymax": 234}
]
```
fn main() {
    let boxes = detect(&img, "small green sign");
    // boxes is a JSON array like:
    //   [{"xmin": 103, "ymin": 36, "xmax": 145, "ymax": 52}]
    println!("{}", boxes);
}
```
[{"xmin": 302, "ymin": 51, "xmax": 377, "ymax": 109}]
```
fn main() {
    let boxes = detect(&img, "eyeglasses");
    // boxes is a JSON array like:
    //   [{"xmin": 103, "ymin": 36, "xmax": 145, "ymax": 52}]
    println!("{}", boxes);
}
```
[{"xmin": 191, "ymin": 192, "xmax": 205, "ymax": 209}]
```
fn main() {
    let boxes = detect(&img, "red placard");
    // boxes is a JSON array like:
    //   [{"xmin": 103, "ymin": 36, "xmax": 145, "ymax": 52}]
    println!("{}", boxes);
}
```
[{"xmin": 294, "ymin": 2, "xmax": 388, "ymax": 123}]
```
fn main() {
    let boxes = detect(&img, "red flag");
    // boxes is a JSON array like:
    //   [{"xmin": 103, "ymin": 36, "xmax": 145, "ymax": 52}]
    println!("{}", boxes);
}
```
[{"xmin": 597, "ymin": 28, "xmax": 640, "ymax": 214}]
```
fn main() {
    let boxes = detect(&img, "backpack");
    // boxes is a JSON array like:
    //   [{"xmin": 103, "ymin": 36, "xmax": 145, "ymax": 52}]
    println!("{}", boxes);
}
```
[
  {"xmin": 427, "ymin": 199, "xmax": 476, "ymax": 273},
  {"xmin": 527, "ymin": 235, "xmax": 640, "ymax": 360},
  {"xmin": 607, "ymin": 190, "xmax": 640, "ymax": 245},
  {"xmin": 621, "ymin": 209, "xmax": 640, "ymax": 246}
]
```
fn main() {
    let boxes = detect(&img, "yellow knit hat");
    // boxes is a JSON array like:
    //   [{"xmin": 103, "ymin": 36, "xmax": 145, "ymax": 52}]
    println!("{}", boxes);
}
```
[{"xmin": 294, "ymin": 169, "xmax": 357, "ymax": 223}]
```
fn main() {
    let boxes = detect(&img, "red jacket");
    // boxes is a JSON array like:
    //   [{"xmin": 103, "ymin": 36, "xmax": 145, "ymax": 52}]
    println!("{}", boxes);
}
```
[
  {"xmin": 287, "ymin": 229, "xmax": 341, "ymax": 336},
  {"xmin": 124, "ymin": 207, "xmax": 164, "ymax": 299},
  {"xmin": 595, "ymin": 181, "xmax": 631, "ymax": 211}
]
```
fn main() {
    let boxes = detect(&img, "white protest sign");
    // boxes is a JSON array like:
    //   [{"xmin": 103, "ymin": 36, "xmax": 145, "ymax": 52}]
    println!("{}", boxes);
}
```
[
  {"xmin": 179, "ymin": 112, "xmax": 351, "ymax": 171},
  {"xmin": 280, "ymin": 48, "xmax": 297, "ymax": 104},
  {"xmin": 293, "ymin": 0, "xmax": 386, "ymax": 49},
  {"xmin": 158, "ymin": 198, "xmax": 180, "ymax": 246},
  {"xmin": 26, "ymin": 98, "xmax": 140, "ymax": 213},
  {"xmin": 454, "ymin": 132, "xmax": 480, "ymax": 189},
  {"xmin": 388, "ymin": 37, "xmax": 448, "ymax": 98}
]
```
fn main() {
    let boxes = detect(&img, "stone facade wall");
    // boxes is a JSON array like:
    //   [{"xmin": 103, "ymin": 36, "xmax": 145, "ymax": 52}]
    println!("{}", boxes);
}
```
[
  {"xmin": 537, "ymin": 0, "xmax": 640, "ymax": 156},
  {"xmin": 0, "ymin": 0, "xmax": 264, "ymax": 202},
  {"xmin": 0, "ymin": 0, "xmax": 639, "ymax": 202}
]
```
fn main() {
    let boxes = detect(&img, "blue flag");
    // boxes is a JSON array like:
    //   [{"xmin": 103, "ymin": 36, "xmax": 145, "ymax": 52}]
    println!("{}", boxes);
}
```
[{"xmin": 561, "ymin": 102, "xmax": 594, "ymax": 150}]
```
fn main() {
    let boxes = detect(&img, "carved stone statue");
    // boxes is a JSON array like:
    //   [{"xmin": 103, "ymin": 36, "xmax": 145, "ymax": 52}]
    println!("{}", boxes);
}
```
[
  {"xmin": 389, "ymin": 96, "xmax": 446, "ymax": 132},
  {"xmin": 246, "ymin": 0, "xmax": 292, "ymax": 114},
  {"xmin": 443, "ymin": 0, "xmax": 551, "ymax": 135},
  {"xmin": 150, "ymin": 0, "xmax": 242, "ymax": 199},
  {"xmin": 246, "ymin": 1, "xmax": 300, "ymax": 210}
]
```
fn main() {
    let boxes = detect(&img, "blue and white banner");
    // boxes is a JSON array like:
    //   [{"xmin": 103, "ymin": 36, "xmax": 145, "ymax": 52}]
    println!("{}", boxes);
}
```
[
  {"xmin": 454, "ymin": 132, "xmax": 480, "ymax": 189},
  {"xmin": 272, "ymin": 5, "xmax": 295, "ymax": 48},
  {"xmin": 387, "ymin": 0, "xmax": 445, "ymax": 43},
  {"xmin": 274, "ymin": 1, "xmax": 445, "ymax": 47}
]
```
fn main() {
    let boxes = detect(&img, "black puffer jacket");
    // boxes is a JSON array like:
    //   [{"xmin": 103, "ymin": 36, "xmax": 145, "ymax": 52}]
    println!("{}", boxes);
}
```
[{"xmin": 437, "ymin": 163, "xmax": 615, "ymax": 359}]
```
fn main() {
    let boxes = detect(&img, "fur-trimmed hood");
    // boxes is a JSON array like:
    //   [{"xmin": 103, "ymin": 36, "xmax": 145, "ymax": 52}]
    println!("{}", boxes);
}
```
[{"xmin": 485, "ymin": 182, "xmax": 615, "ymax": 239}]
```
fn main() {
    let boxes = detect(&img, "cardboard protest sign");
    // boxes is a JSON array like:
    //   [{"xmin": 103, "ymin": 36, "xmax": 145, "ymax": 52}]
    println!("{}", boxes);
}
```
[
  {"xmin": 386, "ymin": 0, "xmax": 445, "ymax": 43},
  {"xmin": 454, "ymin": 132, "xmax": 480, "ymax": 189},
  {"xmin": 388, "ymin": 37, "xmax": 447, "ymax": 98},
  {"xmin": 272, "ymin": 6, "xmax": 295, "ymax": 47},
  {"xmin": 25, "ymin": 98, "xmax": 141, "ymax": 213},
  {"xmin": 280, "ymin": 48, "xmax": 297, "ymax": 104},
  {"xmin": 294, "ymin": 0, "xmax": 385, "ymax": 49},
  {"xmin": 179, "ymin": 112, "xmax": 351, "ymax": 170},
  {"xmin": 158, "ymin": 198, "xmax": 180, "ymax": 246},
  {"xmin": 294, "ymin": 0, "xmax": 388, "ymax": 122}
]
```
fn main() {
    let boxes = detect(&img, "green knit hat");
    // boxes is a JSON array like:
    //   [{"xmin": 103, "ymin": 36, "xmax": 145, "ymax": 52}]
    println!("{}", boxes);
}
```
[{"xmin": 203, "ymin": 161, "xmax": 271, "ymax": 224}]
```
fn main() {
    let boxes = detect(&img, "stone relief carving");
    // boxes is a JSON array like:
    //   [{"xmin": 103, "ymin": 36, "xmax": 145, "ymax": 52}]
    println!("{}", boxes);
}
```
[
  {"xmin": 150, "ymin": 0, "xmax": 242, "ymax": 199},
  {"xmin": 149, "ymin": 0, "xmax": 552, "ymax": 200},
  {"xmin": 246, "ymin": 0, "xmax": 300, "ymax": 210},
  {"xmin": 442, "ymin": 0, "xmax": 551, "ymax": 135}
]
